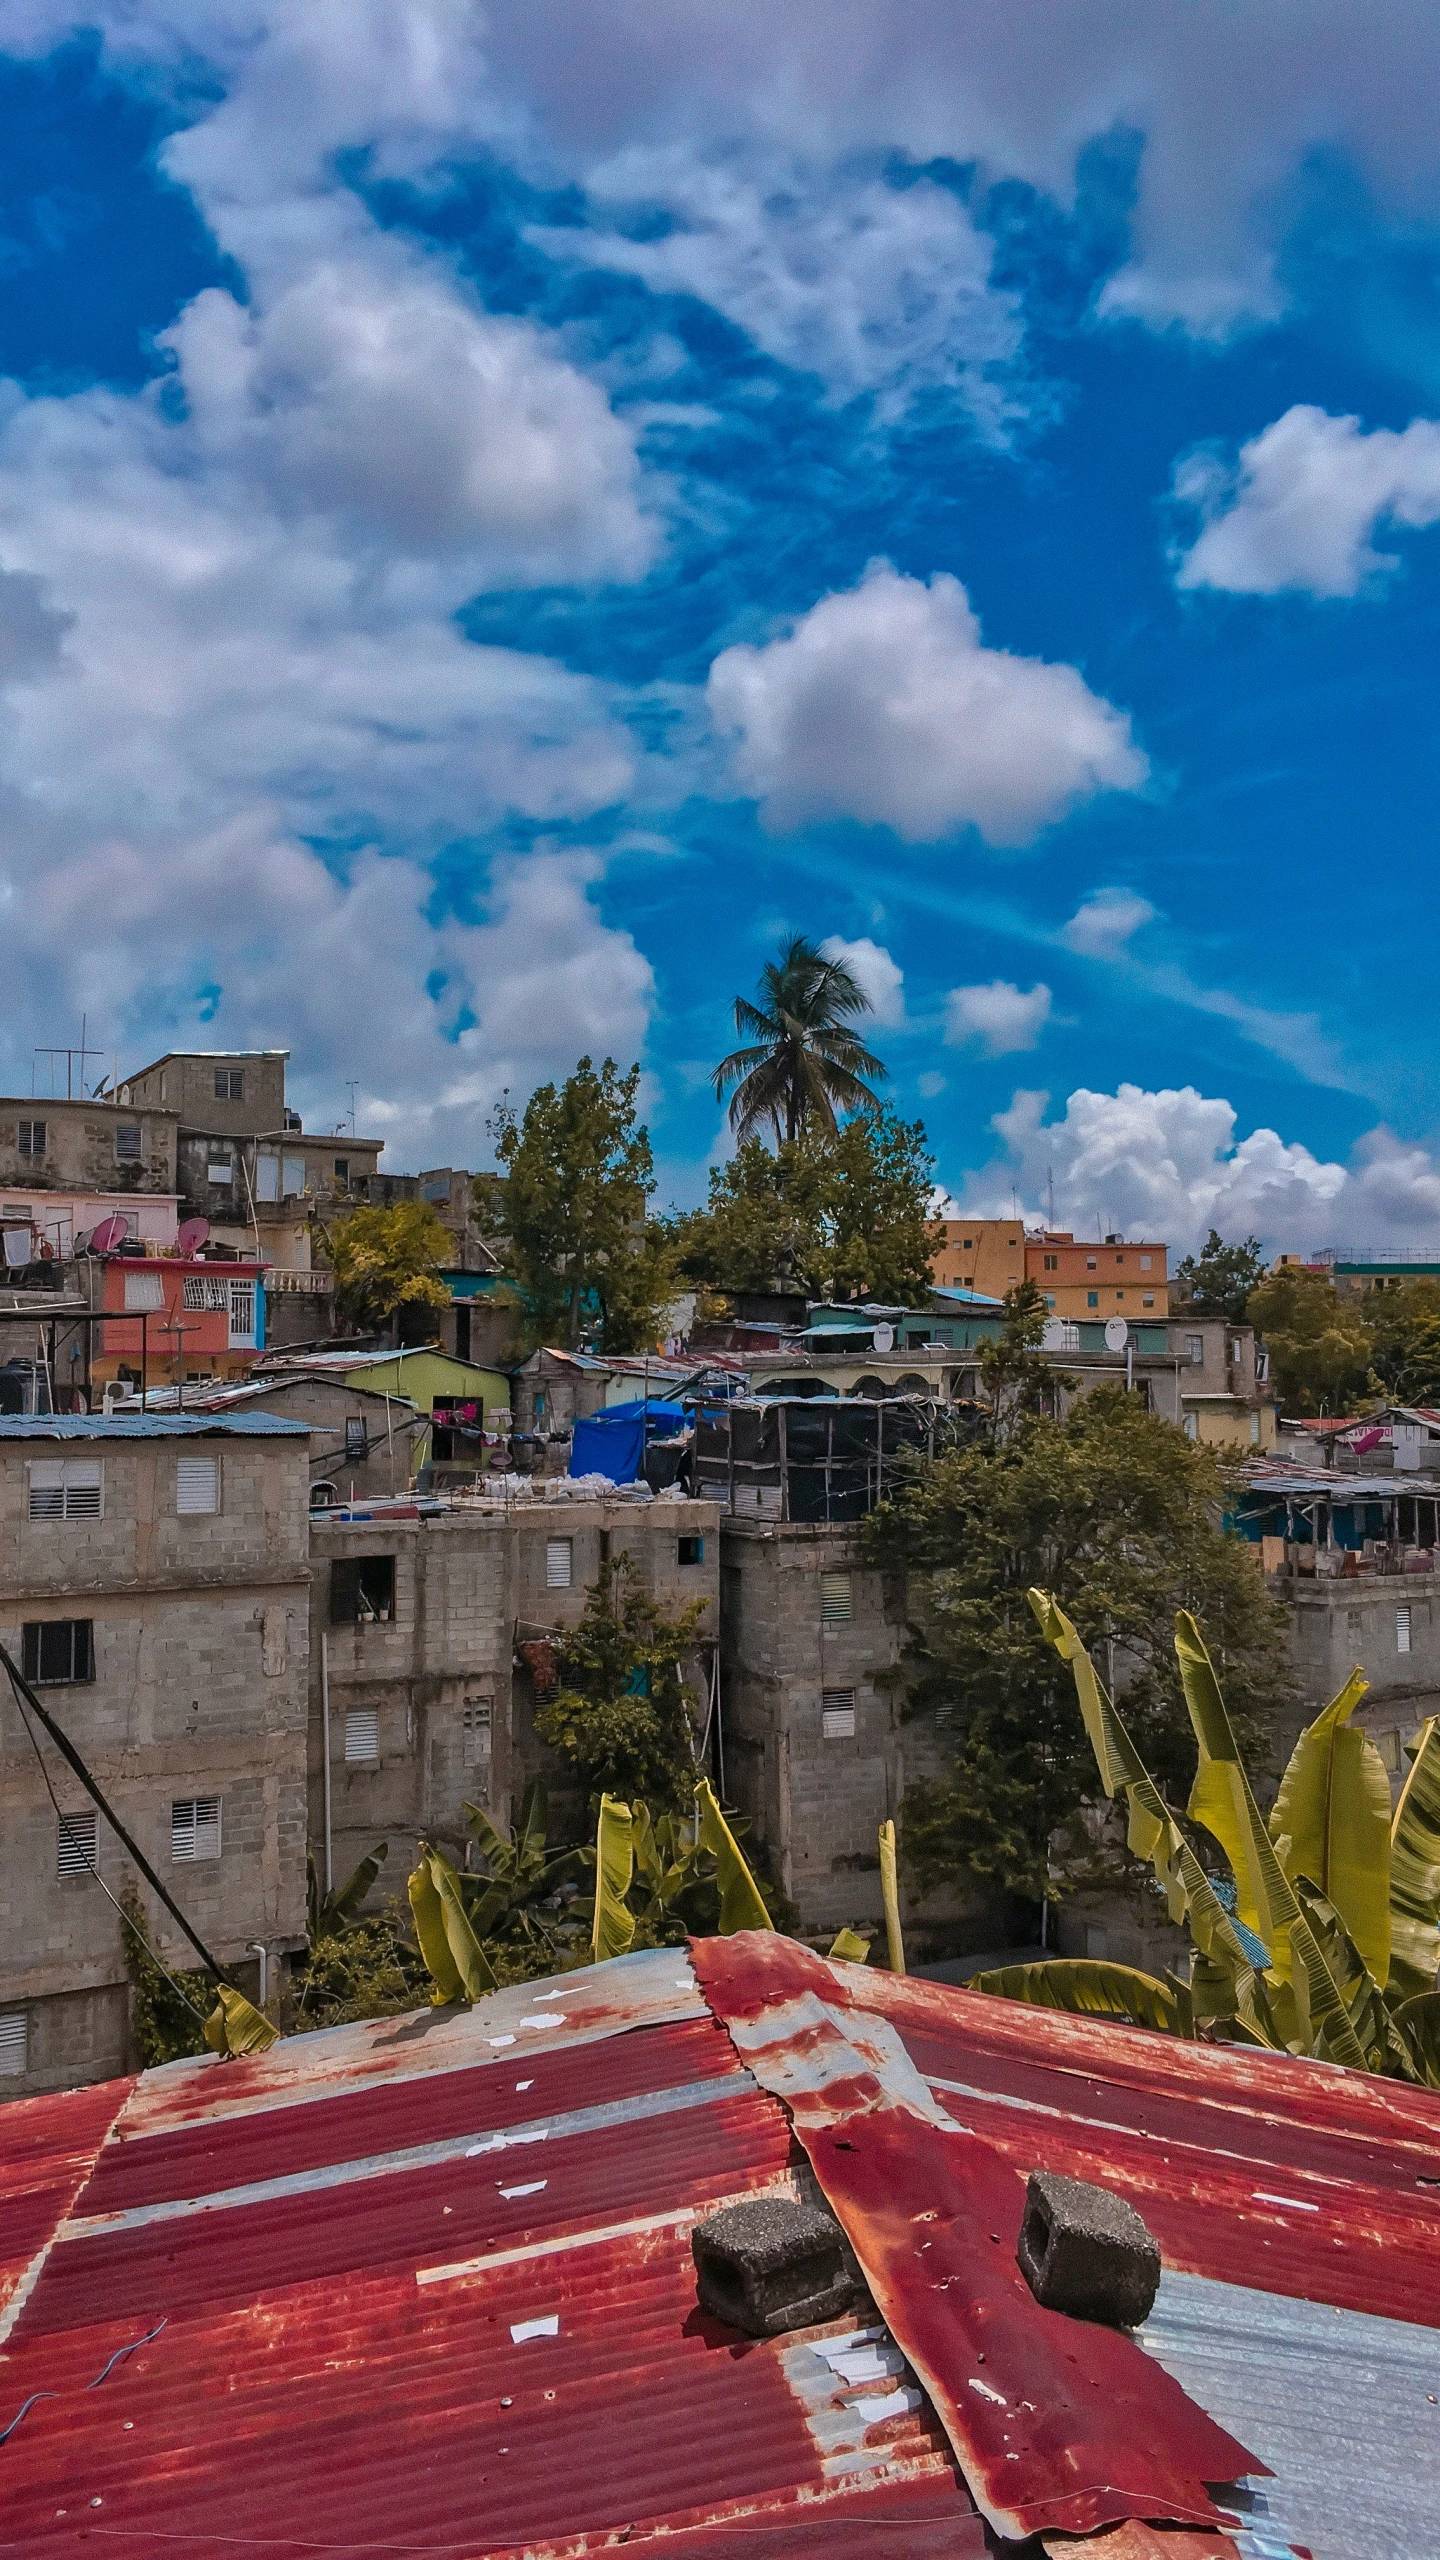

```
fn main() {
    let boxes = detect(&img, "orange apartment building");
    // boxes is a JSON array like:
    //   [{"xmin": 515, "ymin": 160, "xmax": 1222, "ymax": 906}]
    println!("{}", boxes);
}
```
[
  {"xmin": 931, "ymin": 1216, "xmax": 1027, "ymax": 1298},
  {"xmin": 1029, "ymin": 1231, "xmax": 1168, "ymax": 1319}
]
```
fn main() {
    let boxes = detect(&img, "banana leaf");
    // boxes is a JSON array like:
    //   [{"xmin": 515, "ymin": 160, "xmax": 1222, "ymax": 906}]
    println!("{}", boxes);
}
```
[
  {"xmin": 316, "ymin": 1842, "xmax": 388, "ymax": 1936},
  {"xmin": 1176, "ymin": 1610, "xmax": 1298, "ymax": 1978},
  {"xmin": 1389, "ymin": 1717, "xmax": 1440, "ymax": 2001},
  {"xmin": 1283, "ymin": 1885, "xmax": 1370, "ymax": 2073},
  {"xmin": 968, "ymin": 1957, "xmax": 1193, "ymax": 2038},
  {"xmin": 516, "ymin": 1779, "xmax": 550, "ymax": 1874},
  {"xmin": 408, "ymin": 1844, "xmax": 498, "ymax": 2003},
  {"xmin": 878, "ymin": 1817, "xmax": 906, "ymax": 1975},
  {"xmin": 1391, "ymin": 1989, "xmax": 1440, "ymax": 2087},
  {"xmin": 1269, "ymin": 1673, "xmax": 1390, "ymax": 1988},
  {"xmin": 827, "ymin": 1927, "xmax": 871, "ymax": 1963},
  {"xmin": 1028, "ymin": 1591, "xmax": 1258, "ymax": 1979},
  {"xmin": 695, "ymin": 1777, "xmax": 773, "ymax": 1934},
  {"xmin": 1289, "ymin": 1879, "xmax": 1415, "ymax": 2077},
  {"xmin": 592, "ymin": 1796, "xmax": 637, "ymax": 1962},
  {"xmin": 204, "ymin": 1984, "xmax": 280, "ymax": 2057}
]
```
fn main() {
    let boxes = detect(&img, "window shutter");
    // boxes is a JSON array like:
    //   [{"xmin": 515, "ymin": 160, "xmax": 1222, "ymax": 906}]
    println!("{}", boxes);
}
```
[
  {"xmin": 56, "ymin": 1810, "xmax": 98, "ymax": 1878},
  {"xmin": 123, "ymin": 1270, "xmax": 165, "ymax": 1312},
  {"xmin": 29, "ymin": 1461, "xmax": 102, "ymax": 1521},
  {"xmin": 176, "ymin": 1455, "xmax": 220, "ymax": 1515},
  {"xmin": 27, "ymin": 1461, "xmax": 65, "ymax": 1520},
  {"xmin": 172, "ymin": 1796, "xmax": 222, "ymax": 1861},
  {"xmin": 0, "ymin": 2014, "xmax": 27, "ymax": 2077},
  {"xmin": 345, "ymin": 1707, "xmax": 380, "ymax": 1764},
  {"xmin": 820, "ymin": 1571, "xmax": 853, "ymax": 1623},
  {"xmin": 115, "ymin": 1124, "xmax": 142, "ymax": 1162},
  {"xmin": 821, "ymin": 1689, "xmax": 856, "ymax": 1739},
  {"xmin": 546, "ymin": 1537, "xmax": 573, "ymax": 1589}
]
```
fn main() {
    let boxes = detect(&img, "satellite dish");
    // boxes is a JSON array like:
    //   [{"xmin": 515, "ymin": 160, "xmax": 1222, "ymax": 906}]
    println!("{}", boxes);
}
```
[
  {"xmin": 90, "ymin": 1214, "xmax": 129, "ymax": 1254},
  {"xmin": 1042, "ymin": 1318, "xmax": 1068, "ymax": 1351},
  {"xmin": 872, "ymin": 1322, "xmax": 895, "ymax": 1353},
  {"xmin": 1104, "ymin": 1316, "xmax": 1129, "ymax": 1351},
  {"xmin": 73, "ymin": 1227, "xmax": 94, "ymax": 1256},
  {"xmin": 176, "ymin": 1216, "xmax": 211, "ymax": 1256}
]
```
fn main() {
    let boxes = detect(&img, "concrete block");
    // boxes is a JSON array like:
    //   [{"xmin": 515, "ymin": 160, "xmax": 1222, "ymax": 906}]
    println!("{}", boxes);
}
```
[
  {"xmin": 691, "ymin": 2197, "xmax": 854, "ymax": 2336},
  {"xmin": 1016, "ymin": 2169, "xmax": 1160, "ymax": 2328}
]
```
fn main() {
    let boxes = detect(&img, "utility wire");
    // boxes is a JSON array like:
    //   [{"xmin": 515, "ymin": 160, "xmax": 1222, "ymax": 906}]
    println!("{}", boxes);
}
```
[{"xmin": 0, "ymin": 1640, "xmax": 236, "ymax": 1987}]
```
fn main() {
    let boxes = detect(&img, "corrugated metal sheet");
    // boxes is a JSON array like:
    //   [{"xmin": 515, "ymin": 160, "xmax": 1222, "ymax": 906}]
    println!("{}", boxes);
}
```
[
  {"xmin": 0, "ymin": 1949, "xmax": 983, "ymax": 2557},
  {"xmin": 0, "ymin": 1413, "xmax": 308, "ymax": 1439}
]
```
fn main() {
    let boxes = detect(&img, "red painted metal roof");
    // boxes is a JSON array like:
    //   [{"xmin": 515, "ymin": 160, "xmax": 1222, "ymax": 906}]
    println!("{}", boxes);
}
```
[{"xmin": 2, "ymin": 1941, "xmax": 1437, "ymax": 2556}]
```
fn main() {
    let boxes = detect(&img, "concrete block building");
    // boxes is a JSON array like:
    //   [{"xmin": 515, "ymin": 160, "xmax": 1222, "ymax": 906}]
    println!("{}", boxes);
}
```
[
  {"xmin": 309, "ymin": 1495, "xmax": 720, "ymax": 1892},
  {"xmin": 0, "ymin": 1413, "xmax": 312, "ymax": 2098}
]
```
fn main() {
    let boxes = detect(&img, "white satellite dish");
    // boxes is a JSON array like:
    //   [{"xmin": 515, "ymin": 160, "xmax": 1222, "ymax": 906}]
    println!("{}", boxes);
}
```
[
  {"xmin": 1104, "ymin": 1316, "xmax": 1129, "ymax": 1351},
  {"xmin": 872, "ymin": 1322, "xmax": 895, "ymax": 1353},
  {"xmin": 1041, "ymin": 1318, "xmax": 1068, "ymax": 1351}
]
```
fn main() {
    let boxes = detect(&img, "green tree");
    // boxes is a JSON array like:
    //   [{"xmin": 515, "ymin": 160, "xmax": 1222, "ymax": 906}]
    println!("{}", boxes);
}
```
[
  {"xmin": 322, "ymin": 1202, "xmax": 451, "ymax": 1338},
  {"xmin": 1174, "ymin": 1229, "xmax": 1267, "ymax": 1321},
  {"xmin": 865, "ymin": 1390, "xmax": 1291, "ymax": 1906},
  {"xmin": 535, "ymin": 1555, "xmax": 710, "ymax": 1807},
  {"xmin": 1247, "ymin": 1266, "xmax": 1374, "ymax": 1414},
  {"xmin": 979, "ymin": 1278, "xmax": 1065, "ymax": 1440},
  {"xmin": 677, "ymin": 1108, "xmax": 942, "ymax": 1305},
  {"xmin": 713, "ymin": 933, "xmax": 888, "ymax": 1143},
  {"xmin": 482, "ymin": 1058, "xmax": 674, "ymax": 1352},
  {"xmin": 1364, "ymin": 1279, "xmax": 1440, "ymax": 1406}
]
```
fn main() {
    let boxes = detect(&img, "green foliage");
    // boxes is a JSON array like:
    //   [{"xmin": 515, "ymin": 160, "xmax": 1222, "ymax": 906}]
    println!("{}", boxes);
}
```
[
  {"xmin": 979, "ymin": 1279, "xmax": 1064, "ymax": 1438},
  {"xmin": 481, "ymin": 1057, "xmax": 673, "ymax": 1352},
  {"xmin": 1364, "ymin": 1279, "xmax": 1440, "ymax": 1406},
  {"xmin": 120, "ymin": 1883, "xmax": 212, "ymax": 2066},
  {"xmin": 321, "ymin": 1202, "xmax": 451, "ymax": 1336},
  {"xmin": 713, "ymin": 931, "xmax": 888, "ymax": 1144},
  {"xmin": 1174, "ymin": 1229, "xmax": 1267, "ymax": 1321},
  {"xmin": 866, "ymin": 1388, "xmax": 1290, "ymax": 1904},
  {"xmin": 676, "ymin": 1109, "xmax": 942, "ymax": 1306},
  {"xmin": 290, "ymin": 1911, "xmax": 428, "ymax": 2030},
  {"xmin": 535, "ymin": 1554, "xmax": 709, "ymax": 1807},
  {"xmin": 986, "ymin": 1598, "xmax": 1440, "ymax": 2083},
  {"xmin": 1246, "ymin": 1265, "xmax": 1373, "ymax": 1414}
]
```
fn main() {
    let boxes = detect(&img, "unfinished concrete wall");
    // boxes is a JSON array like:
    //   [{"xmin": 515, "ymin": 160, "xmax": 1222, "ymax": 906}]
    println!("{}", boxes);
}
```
[
  {"xmin": 308, "ymin": 1498, "xmax": 720, "ymax": 1889},
  {"xmin": 0, "ymin": 1097, "xmax": 177, "ymax": 1198},
  {"xmin": 1283, "ymin": 1572, "xmax": 1440, "ymax": 1784},
  {"xmin": 0, "ymin": 1425, "xmax": 311, "ymax": 2099}
]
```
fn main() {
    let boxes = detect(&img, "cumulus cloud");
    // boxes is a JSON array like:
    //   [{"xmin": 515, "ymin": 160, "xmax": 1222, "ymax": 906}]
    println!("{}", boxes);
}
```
[
  {"xmin": 945, "ymin": 979, "xmax": 1051, "ymax": 1054},
  {"xmin": 1173, "ymin": 406, "xmax": 1440, "ymax": 598},
  {"xmin": 707, "ymin": 563, "xmax": 1147, "ymax": 845},
  {"xmin": 1061, "ymin": 888, "xmax": 1156, "ymax": 956},
  {"xmin": 532, "ymin": 150, "xmax": 1024, "ymax": 429},
  {"xmin": 948, "ymin": 1080, "xmax": 1440, "ymax": 1255},
  {"xmin": 820, "ymin": 934, "xmax": 907, "ymax": 1026}
]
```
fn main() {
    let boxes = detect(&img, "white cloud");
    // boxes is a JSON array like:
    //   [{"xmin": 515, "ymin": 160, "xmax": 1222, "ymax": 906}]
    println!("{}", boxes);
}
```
[
  {"xmin": 819, "ymin": 934, "xmax": 907, "ymax": 1026},
  {"xmin": 1173, "ymin": 406, "xmax": 1440, "ymax": 598},
  {"xmin": 945, "ymin": 979, "xmax": 1051, "ymax": 1054},
  {"xmin": 707, "ymin": 562, "xmax": 1147, "ymax": 845},
  {"xmin": 947, "ymin": 1080, "xmax": 1440, "ymax": 1256},
  {"xmin": 916, "ymin": 1069, "xmax": 947, "ymax": 1098},
  {"xmin": 532, "ymin": 150, "xmax": 1024, "ymax": 429},
  {"xmin": 1060, "ymin": 888, "xmax": 1156, "ymax": 957}
]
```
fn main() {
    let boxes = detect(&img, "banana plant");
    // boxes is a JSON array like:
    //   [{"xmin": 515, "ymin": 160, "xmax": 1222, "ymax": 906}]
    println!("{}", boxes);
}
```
[
  {"xmin": 307, "ymin": 1842, "xmax": 388, "ymax": 1942},
  {"xmin": 970, "ymin": 1591, "xmax": 1440, "ymax": 2086}
]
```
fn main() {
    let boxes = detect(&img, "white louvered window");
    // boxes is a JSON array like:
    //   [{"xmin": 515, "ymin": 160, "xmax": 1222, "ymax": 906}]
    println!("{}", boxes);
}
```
[
  {"xmin": 57, "ymin": 1809, "xmax": 98, "ymax": 1879},
  {"xmin": 176, "ymin": 1454, "xmax": 220, "ymax": 1515},
  {"xmin": 545, "ymin": 1537, "xmax": 573, "ymax": 1589},
  {"xmin": 1397, "ymin": 1607, "xmax": 1412, "ymax": 1655},
  {"xmin": 172, "ymin": 1796, "xmax": 222, "ymax": 1861},
  {"xmin": 0, "ymin": 2014, "xmax": 27, "ymax": 2077},
  {"xmin": 345, "ymin": 1707, "xmax": 380, "ymax": 1764},
  {"xmin": 820, "ymin": 1571, "xmax": 853, "ymax": 1624},
  {"xmin": 123, "ymin": 1269, "xmax": 165, "ymax": 1312},
  {"xmin": 821, "ymin": 1689, "xmax": 856, "ymax": 1740},
  {"xmin": 28, "ymin": 1459, "xmax": 103, "ymax": 1521}
]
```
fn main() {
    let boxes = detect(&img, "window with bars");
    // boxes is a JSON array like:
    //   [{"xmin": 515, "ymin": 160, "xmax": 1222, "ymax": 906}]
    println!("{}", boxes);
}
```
[
  {"xmin": 182, "ymin": 1276, "xmax": 229, "ymax": 1311},
  {"xmin": 0, "ymin": 2014, "xmax": 27, "ymax": 2077},
  {"xmin": 27, "ymin": 1459, "xmax": 102, "ymax": 1521},
  {"xmin": 229, "ymin": 1282, "xmax": 256, "ymax": 1342},
  {"xmin": 345, "ymin": 1706, "xmax": 380, "ymax": 1764},
  {"xmin": 819, "ymin": 1571, "xmax": 852, "ymax": 1623},
  {"xmin": 330, "ymin": 1556, "xmax": 395, "ymax": 1623},
  {"xmin": 176, "ymin": 1454, "xmax": 220, "ymax": 1515},
  {"xmin": 344, "ymin": 1417, "xmax": 368, "ymax": 1461},
  {"xmin": 57, "ymin": 1809, "xmax": 98, "ymax": 1879},
  {"xmin": 545, "ymin": 1537, "xmax": 573, "ymax": 1589},
  {"xmin": 821, "ymin": 1689, "xmax": 856, "ymax": 1739},
  {"xmin": 18, "ymin": 1119, "xmax": 45, "ymax": 1156},
  {"xmin": 124, "ymin": 1269, "xmax": 165, "ymax": 1312},
  {"xmin": 172, "ymin": 1797, "xmax": 221, "ymax": 1861},
  {"xmin": 22, "ymin": 1620, "xmax": 94, "ymax": 1684},
  {"xmin": 115, "ymin": 1123, "xmax": 143, "ymax": 1162}
]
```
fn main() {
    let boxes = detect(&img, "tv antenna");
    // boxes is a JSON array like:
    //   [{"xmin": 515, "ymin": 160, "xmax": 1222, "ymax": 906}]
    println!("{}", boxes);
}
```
[
  {"xmin": 345, "ymin": 1080, "xmax": 358, "ymax": 1138},
  {"xmin": 34, "ymin": 1012, "xmax": 107, "ymax": 1100}
]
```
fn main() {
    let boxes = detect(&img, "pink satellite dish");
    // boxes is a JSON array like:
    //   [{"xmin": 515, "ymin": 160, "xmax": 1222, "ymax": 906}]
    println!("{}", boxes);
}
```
[
  {"xmin": 90, "ymin": 1214, "xmax": 129, "ymax": 1254},
  {"xmin": 175, "ymin": 1216, "xmax": 211, "ymax": 1256}
]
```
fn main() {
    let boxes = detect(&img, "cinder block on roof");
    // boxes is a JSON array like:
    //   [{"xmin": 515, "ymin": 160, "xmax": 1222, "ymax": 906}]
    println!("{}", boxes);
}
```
[{"xmin": 1017, "ymin": 2169, "xmax": 1160, "ymax": 2328}]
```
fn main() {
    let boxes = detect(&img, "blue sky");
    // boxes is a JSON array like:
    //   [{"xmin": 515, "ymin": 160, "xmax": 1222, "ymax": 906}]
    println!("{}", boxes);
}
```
[{"xmin": 2, "ymin": 6, "xmax": 1440, "ymax": 1252}]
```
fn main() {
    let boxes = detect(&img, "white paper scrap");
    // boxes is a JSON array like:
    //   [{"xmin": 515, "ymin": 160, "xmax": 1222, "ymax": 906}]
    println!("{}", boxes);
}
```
[
  {"xmin": 968, "ymin": 2377, "xmax": 1006, "ymax": 2405},
  {"xmin": 519, "ymin": 2014, "xmax": 565, "ymax": 2031},
  {"xmin": 499, "ymin": 2180, "xmax": 547, "ymax": 2200},
  {"xmin": 1252, "ymin": 2190, "xmax": 1319, "ymax": 2212},
  {"xmin": 515, "ymin": 2080, "xmax": 533, "ymax": 2091},
  {"xmin": 510, "ymin": 2314, "xmax": 560, "ymax": 2344},
  {"xmin": 488, "ymin": 2034, "xmax": 516, "ymax": 2048}
]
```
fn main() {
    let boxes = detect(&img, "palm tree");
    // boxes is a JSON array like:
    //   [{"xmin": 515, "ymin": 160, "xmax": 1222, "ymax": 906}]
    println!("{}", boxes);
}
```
[{"xmin": 713, "ymin": 933, "xmax": 889, "ymax": 1144}]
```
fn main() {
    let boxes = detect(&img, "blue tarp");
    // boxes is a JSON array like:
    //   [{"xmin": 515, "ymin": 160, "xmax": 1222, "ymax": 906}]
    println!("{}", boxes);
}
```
[{"xmin": 569, "ymin": 1398, "xmax": 688, "ymax": 1483}]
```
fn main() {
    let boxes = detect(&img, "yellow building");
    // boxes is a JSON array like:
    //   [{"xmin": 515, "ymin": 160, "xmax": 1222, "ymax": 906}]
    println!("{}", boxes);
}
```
[{"xmin": 931, "ymin": 1216, "xmax": 1026, "ymax": 1298}]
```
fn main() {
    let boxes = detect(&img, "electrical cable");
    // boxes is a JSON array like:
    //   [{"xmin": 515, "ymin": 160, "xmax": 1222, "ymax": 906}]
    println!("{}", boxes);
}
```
[{"xmin": 0, "ymin": 2320, "xmax": 169, "ymax": 2447}]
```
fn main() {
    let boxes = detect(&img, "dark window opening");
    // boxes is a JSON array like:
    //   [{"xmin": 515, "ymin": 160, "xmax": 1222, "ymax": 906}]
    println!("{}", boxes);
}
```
[
  {"xmin": 454, "ymin": 1303, "xmax": 472, "ymax": 1363},
  {"xmin": 333, "ymin": 1158, "xmax": 349, "ymax": 1184},
  {"xmin": 344, "ymin": 1417, "xmax": 368, "ymax": 1461},
  {"xmin": 115, "ymin": 1123, "xmax": 143, "ymax": 1162},
  {"xmin": 214, "ymin": 1068, "xmax": 244, "ymax": 1101},
  {"xmin": 23, "ymin": 1620, "xmax": 94, "ymax": 1684},
  {"xmin": 678, "ymin": 1534, "xmax": 705, "ymax": 1565},
  {"xmin": 330, "ymin": 1555, "xmax": 396, "ymax": 1623}
]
